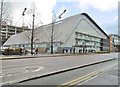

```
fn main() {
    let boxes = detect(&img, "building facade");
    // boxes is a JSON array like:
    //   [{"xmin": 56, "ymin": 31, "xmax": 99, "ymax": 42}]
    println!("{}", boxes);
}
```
[
  {"xmin": 1, "ymin": 25, "xmax": 30, "ymax": 44},
  {"xmin": 109, "ymin": 34, "xmax": 120, "ymax": 52},
  {"xmin": 74, "ymin": 32, "xmax": 109, "ymax": 53},
  {"xmin": 3, "ymin": 13, "xmax": 110, "ymax": 53}
]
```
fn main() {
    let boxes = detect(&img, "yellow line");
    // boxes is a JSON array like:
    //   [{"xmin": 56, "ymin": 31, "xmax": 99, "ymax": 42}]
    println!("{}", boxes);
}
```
[
  {"xmin": 57, "ymin": 63, "xmax": 116, "ymax": 87},
  {"xmin": 63, "ymin": 71, "xmax": 97, "ymax": 85},
  {"xmin": 56, "ymin": 71, "xmax": 99, "ymax": 87},
  {"xmin": 70, "ymin": 72, "xmax": 99, "ymax": 85}
]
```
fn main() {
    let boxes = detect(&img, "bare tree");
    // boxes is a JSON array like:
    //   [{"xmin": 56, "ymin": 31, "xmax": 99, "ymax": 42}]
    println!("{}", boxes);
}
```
[
  {"xmin": 23, "ymin": 2, "xmax": 43, "ymax": 54},
  {"xmin": 50, "ymin": 10, "xmax": 66, "ymax": 54},
  {"xmin": 0, "ymin": 0, "xmax": 12, "ymax": 49},
  {"xmin": 0, "ymin": 0, "xmax": 12, "ymax": 25}
]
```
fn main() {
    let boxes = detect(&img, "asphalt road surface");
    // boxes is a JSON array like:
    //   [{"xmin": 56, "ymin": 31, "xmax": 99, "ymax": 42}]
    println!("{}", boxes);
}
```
[
  {"xmin": 1, "ymin": 53, "xmax": 119, "ymax": 85},
  {"xmin": 16, "ymin": 58, "xmax": 118, "ymax": 85}
]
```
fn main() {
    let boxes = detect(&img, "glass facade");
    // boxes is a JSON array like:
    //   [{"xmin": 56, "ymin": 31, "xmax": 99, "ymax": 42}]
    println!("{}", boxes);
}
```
[
  {"xmin": 75, "ymin": 32, "xmax": 101, "ymax": 52},
  {"xmin": 110, "ymin": 34, "xmax": 120, "ymax": 52},
  {"xmin": 112, "ymin": 35, "xmax": 120, "ymax": 46},
  {"xmin": 3, "ymin": 42, "xmax": 61, "ymax": 52}
]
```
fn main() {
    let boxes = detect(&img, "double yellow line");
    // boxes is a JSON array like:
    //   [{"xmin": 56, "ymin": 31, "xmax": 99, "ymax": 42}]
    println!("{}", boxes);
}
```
[{"xmin": 57, "ymin": 71, "xmax": 101, "ymax": 87}]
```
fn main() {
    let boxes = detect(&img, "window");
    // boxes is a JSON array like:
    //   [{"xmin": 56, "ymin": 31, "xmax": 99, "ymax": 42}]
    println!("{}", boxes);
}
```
[
  {"xmin": 76, "ymin": 40, "xmax": 78, "ymax": 44},
  {"xmin": 46, "ymin": 43, "xmax": 50, "ymax": 47},
  {"xmin": 54, "ymin": 43, "xmax": 58, "ymax": 47}
]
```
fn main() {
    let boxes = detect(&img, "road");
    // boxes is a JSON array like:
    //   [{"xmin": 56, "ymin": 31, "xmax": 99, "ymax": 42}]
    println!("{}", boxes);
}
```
[
  {"xmin": 16, "ymin": 58, "xmax": 118, "ymax": 85},
  {"xmin": 1, "ymin": 53, "xmax": 119, "ymax": 85}
]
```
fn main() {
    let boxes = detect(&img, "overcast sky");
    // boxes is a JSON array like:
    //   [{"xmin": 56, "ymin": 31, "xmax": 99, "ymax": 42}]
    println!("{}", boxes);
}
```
[{"xmin": 7, "ymin": 0, "xmax": 119, "ymax": 34}]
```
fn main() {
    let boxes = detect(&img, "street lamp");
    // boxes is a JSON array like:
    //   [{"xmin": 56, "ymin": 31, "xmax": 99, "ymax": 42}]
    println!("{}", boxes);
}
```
[
  {"xmin": 31, "ymin": 14, "xmax": 35, "ymax": 55},
  {"xmin": 0, "ymin": 0, "xmax": 3, "ymax": 55},
  {"xmin": 22, "ymin": 8, "xmax": 27, "ymax": 16},
  {"xmin": 22, "ymin": 7, "xmax": 35, "ymax": 55},
  {"xmin": 22, "ymin": 8, "xmax": 27, "ymax": 31},
  {"xmin": 51, "ymin": 9, "xmax": 66, "ymax": 54}
]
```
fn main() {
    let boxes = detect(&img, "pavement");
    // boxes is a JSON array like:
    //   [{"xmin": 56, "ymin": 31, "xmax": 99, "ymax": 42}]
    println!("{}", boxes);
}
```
[
  {"xmin": 0, "ymin": 53, "xmax": 70, "ymax": 60},
  {"xmin": 0, "ymin": 53, "xmax": 105, "ymax": 60}
]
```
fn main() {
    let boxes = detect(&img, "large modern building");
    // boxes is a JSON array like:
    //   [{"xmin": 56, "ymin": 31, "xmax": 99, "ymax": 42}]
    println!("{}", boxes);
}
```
[
  {"xmin": 1, "ymin": 24, "xmax": 30, "ymax": 44},
  {"xmin": 109, "ymin": 34, "xmax": 120, "ymax": 52},
  {"xmin": 3, "ymin": 13, "xmax": 110, "ymax": 53}
]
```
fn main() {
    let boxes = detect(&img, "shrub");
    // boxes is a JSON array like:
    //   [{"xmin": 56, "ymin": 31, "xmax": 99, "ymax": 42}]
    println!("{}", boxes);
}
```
[
  {"xmin": 2, "ymin": 48, "xmax": 21, "ymax": 55},
  {"xmin": 96, "ymin": 51, "xmax": 109, "ymax": 54}
]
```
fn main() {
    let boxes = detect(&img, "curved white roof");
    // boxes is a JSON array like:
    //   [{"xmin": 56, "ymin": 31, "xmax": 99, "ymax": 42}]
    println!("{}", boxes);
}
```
[{"xmin": 4, "ymin": 13, "xmax": 108, "ymax": 45}]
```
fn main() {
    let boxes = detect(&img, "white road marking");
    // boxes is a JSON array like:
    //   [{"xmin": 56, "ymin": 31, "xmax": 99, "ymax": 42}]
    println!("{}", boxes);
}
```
[
  {"xmin": 32, "ymin": 67, "xmax": 44, "ymax": 72},
  {"xmin": 24, "ymin": 66, "xmax": 44, "ymax": 72},
  {"xmin": 1, "ymin": 66, "xmax": 44, "ymax": 77}
]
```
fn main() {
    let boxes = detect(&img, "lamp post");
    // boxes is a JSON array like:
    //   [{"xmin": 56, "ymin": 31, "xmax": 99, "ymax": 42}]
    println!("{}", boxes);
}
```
[
  {"xmin": 22, "ymin": 7, "xmax": 35, "ymax": 55},
  {"xmin": 22, "ymin": 8, "xmax": 27, "ymax": 16},
  {"xmin": 51, "ymin": 9, "xmax": 66, "ymax": 54},
  {"xmin": 22, "ymin": 8, "xmax": 27, "ymax": 31},
  {"xmin": 31, "ymin": 14, "xmax": 35, "ymax": 55},
  {"xmin": 0, "ymin": 0, "xmax": 3, "ymax": 55}
]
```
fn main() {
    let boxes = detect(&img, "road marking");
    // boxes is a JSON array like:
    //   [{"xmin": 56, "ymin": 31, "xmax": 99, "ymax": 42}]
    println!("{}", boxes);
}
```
[
  {"xmin": 70, "ymin": 71, "xmax": 100, "ymax": 85},
  {"xmin": 64, "ymin": 71, "xmax": 100, "ymax": 86},
  {"xmin": 1, "ymin": 57, "xmax": 116, "ymax": 85},
  {"xmin": 24, "ymin": 66, "xmax": 44, "ymax": 72},
  {"xmin": 56, "ymin": 71, "xmax": 101, "ymax": 87},
  {"xmin": 1, "ymin": 66, "xmax": 44, "ymax": 77},
  {"xmin": 32, "ymin": 67, "xmax": 44, "ymax": 72},
  {"xmin": 57, "ymin": 63, "xmax": 118, "ymax": 87}
]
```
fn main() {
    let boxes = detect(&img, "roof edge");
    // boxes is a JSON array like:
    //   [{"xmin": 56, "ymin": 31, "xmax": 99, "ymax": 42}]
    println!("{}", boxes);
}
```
[{"xmin": 81, "ymin": 13, "xmax": 109, "ymax": 39}]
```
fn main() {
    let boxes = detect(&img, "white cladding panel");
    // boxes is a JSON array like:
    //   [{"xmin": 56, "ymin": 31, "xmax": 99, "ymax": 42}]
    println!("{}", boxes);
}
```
[
  {"xmin": 4, "ymin": 13, "xmax": 108, "ymax": 47},
  {"xmin": 76, "ymin": 20, "xmax": 101, "ymax": 37},
  {"xmin": 75, "ymin": 16, "xmax": 107, "ymax": 39},
  {"xmin": 61, "ymin": 15, "xmax": 107, "ymax": 47}
]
